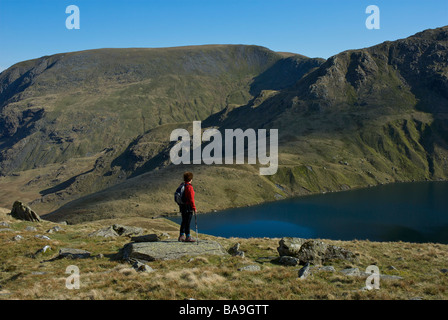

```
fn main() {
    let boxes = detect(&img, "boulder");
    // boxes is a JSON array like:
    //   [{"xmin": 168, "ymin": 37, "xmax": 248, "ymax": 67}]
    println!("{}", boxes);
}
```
[
  {"xmin": 297, "ymin": 240, "xmax": 329, "ymax": 265},
  {"xmin": 298, "ymin": 262, "xmax": 312, "ymax": 280},
  {"xmin": 9, "ymin": 201, "xmax": 41, "ymax": 222},
  {"xmin": 122, "ymin": 239, "xmax": 227, "ymax": 262},
  {"xmin": 277, "ymin": 238, "xmax": 357, "ymax": 265},
  {"xmin": 324, "ymin": 243, "xmax": 358, "ymax": 262},
  {"xmin": 277, "ymin": 237, "xmax": 307, "ymax": 257}
]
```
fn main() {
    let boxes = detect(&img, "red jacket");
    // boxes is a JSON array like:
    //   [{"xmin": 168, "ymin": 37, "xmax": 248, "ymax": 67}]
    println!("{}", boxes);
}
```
[{"xmin": 184, "ymin": 182, "xmax": 196, "ymax": 211}]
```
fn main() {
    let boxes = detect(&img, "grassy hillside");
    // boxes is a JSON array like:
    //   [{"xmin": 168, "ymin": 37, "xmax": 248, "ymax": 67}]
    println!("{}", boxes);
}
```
[{"xmin": 0, "ymin": 45, "xmax": 321, "ymax": 174}]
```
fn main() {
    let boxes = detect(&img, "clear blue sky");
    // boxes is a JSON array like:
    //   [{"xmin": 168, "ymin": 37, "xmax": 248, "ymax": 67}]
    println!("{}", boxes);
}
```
[{"xmin": 0, "ymin": 0, "xmax": 447, "ymax": 72}]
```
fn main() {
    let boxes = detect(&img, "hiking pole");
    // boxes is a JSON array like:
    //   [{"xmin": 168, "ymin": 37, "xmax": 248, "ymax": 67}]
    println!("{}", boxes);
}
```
[{"xmin": 194, "ymin": 211, "xmax": 199, "ymax": 245}]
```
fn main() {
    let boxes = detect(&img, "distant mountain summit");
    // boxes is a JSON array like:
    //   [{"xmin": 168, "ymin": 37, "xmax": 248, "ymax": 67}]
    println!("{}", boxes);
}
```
[{"xmin": 0, "ymin": 27, "xmax": 447, "ymax": 223}]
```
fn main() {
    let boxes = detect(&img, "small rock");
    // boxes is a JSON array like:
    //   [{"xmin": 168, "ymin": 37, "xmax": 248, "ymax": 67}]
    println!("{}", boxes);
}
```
[
  {"xmin": 12, "ymin": 235, "xmax": 23, "ymax": 241},
  {"xmin": 0, "ymin": 222, "xmax": 11, "ymax": 227},
  {"xmin": 380, "ymin": 274, "xmax": 403, "ymax": 280},
  {"xmin": 131, "ymin": 260, "xmax": 154, "ymax": 273},
  {"xmin": 255, "ymin": 256, "xmax": 277, "ymax": 264},
  {"xmin": 274, "ymin": 193, "xmax": 284, "ymax": 200},
  {"xmin": 46, "ymin": 226, "xmax": 63, "ymax": 233},
  {"xmin": 238, "ymin": 265, "xmax": 261, "ymax": 272},
  {"xmin": 278, "ymin": 256, "xmax": 300, "ymax": 266},
  {"xmin": 56, "ymin": 248, "xmax": 91, "ymax": 259},
  {"xmin": 160, "ymin": 232, "xmax": 170, "ymax": 239},
  {"xmin": 137, "ymin": 264, "xmax": 154, "ymax": 273},
  {"xmin": 33, "ymin": 245, "xmax": 53, "ymax": 258},
  {"xmin": 340, "ymin": 268, "xmax": 360, "ymax": 276},
  {"xmin": 315, "ymin": 265, "xmax": 336, "ymax": 272},
  {"xmin": 35, "ymin": 235, "xmax": 51, "ymax": 240},
  {"xmin": 88, "ymin": 226, "xmax": 119, "ymax": 238},
  {"xmin": 25, "ymin": 226, "xmax": 37, "ymax": 232},
  {"xmin": 0, "ymin": 228, "xmax": 13, "ymax": 232},
  {"xmin": 298, "ymin": 262, "xmax": 312, "ymax": 280}
]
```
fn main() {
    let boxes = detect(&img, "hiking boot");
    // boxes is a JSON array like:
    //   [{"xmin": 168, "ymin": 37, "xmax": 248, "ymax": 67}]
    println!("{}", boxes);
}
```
[
  {"xmin": 178, "ymin": 235, "xmax": 186, "ymax": 242},
  {"xmin": 185, "ymin": 236, "xmax": 196, "ymax": 242}
]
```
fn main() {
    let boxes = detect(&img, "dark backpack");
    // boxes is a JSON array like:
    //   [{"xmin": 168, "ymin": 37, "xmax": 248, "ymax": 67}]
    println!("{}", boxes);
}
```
[{"xmin": 174, "ymin": 183, "xmax": 186, "ymax": 205}]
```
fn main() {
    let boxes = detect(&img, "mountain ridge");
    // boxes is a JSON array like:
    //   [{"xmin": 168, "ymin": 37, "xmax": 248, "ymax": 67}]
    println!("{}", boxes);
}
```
[{"xmin": 0, "ymin": 27, "xmax": 447, "ymax": 223}]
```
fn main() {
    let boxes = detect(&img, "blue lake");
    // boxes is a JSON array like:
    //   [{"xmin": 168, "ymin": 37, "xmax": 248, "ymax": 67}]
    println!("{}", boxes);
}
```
[{"xmin": 168, "ymin": 181, "xmax": 448, "ymax": 243}]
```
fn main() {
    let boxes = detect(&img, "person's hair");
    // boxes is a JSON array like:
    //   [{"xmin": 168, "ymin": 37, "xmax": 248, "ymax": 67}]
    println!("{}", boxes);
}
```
[{"xmin": 183, "ymin": 171, "xmax": 193, "ymax": 182}]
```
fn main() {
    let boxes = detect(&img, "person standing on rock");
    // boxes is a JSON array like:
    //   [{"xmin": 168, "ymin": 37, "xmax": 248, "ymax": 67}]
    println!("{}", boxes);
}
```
[{"xmin": 178, "ymin": 171, "xmax": 197, "ymax": 242}]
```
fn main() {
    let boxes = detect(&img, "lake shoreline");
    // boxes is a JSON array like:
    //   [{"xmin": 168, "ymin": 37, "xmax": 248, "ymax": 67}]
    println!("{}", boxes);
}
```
[
  {"xmin": 167, "ymin": 180, "xmax": 448, "ymax": 244},
  {"xmin": 164, "ymin": 178, "xmax": 448, "ymax": 218}
]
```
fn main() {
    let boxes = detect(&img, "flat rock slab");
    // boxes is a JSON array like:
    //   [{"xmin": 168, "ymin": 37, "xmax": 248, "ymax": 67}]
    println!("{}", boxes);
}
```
[{"xmin": 122, "ymin": 239, "xmax": 227, "ymax": 262}]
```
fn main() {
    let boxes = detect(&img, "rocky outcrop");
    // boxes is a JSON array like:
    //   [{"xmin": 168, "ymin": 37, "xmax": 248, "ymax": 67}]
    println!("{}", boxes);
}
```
[
  {"xmin": 89, "ymin": 224, "xmax": 144, "ymax": 238},
  {"xmin": 277, "ymin": 238, "xmax": 357, "ymax": 265},
  {"xmin": 9, "ymin": 201, "xmax": 41, "ymax": 222},
  {"xmin": 121, "ymin": 239, "xmax": 227, "ymax": 262}
]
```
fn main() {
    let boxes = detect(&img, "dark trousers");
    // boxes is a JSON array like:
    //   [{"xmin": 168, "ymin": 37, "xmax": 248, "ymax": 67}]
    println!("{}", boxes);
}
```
[{"xmin": 180, "ymin": 207, "xmax": 193, "ymax": 235}]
